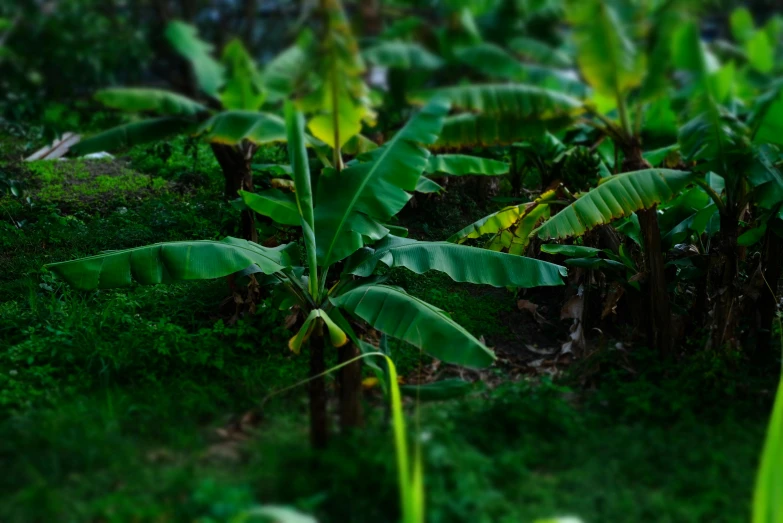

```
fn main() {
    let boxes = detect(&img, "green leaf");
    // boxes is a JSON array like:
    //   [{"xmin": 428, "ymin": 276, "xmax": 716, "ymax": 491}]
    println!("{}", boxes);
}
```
[
  {"xmin": 70, "ymin": 118, "xmax": 193, "ymax": 156},
  {"xmin": 94, "ymin": 88, "xmax": 206, "ymax": 116},
  {"xmin": 455, "ymin": 43, "xmax": 529, "ymax": 80},
  {"xmin": 540, "ymin": 244, "xmax": 602, "ymax": 257},
  {"xmin": 410, "ymin": 83, "xmax": 582, "ymax": 117},
  {"xmin": 314, "ymin": 98, "xmax": 448, "ymax": 266},
  {"xmin": 433, "ymin": 113, "xmax": 574, "ymax": 150},
  {"xmin": 332, "ymin": 284, "xmax": 496, "ymax": 368},
  {"xmin": 263, "ymin": 44, "xmax": 308, "ymax": 102},
  {"xmin": 746, "ymin": 30, "xmax": 774, "ymax": 73},
  {"xmin": 349, "ymin": 236, "xmax": 566, "ymax": 288},
  {"xmin": 363, "ymin": 41, "xmax": 443, "ymax": 70},
  {"xmin": 455, "ymin": 43, "xmax": 584, "ymax": 95},
  {"xmin": 753, "ymin": 342, "xmax": 783, "ymax": 523},
  {"xmin": 730, "ymin": 7, "xmax": 755, "ymax": 42},
  {"xmin": 738, "ymin": 225, "xmax": 767, "ymax": 246},
  {"xmin": 410, "ymin": 84, "xmax": 580, "ymax": 149},
  {"xmin": 220, "ymin": 38, "xmax": 266, "ymax": 111},
  {"xmin": 534, "ymin": 169, "xmax": 696, "ymax": 240},
  {"xmin": 567, "ymin": 0, "xmax": 645, "ymax": 98},
  {"xmin": 754, "ymin": 89, "xmax": 783, "ymax": 147},
  {"xmin": 240, "ymin": 189, "xmax": 299, "ymax": 226},
  {"xmin": 46, "ymin": 237, "xmax": 288, "ymax": 291},
  {"xmin": 425, "ymin": 154, "xmax": 509, "ymax": 176},
  {"xmin": 508, "ymin": 37, "xmax": 572, "ymax": 68},
  {"xmin": 643, "ymin": 144, "xmax": 680, "ymax": 167},
  {"xmin": 165, "ymin": 21, "xmax": 224, "ymax": 97},
  {"xmin": 399, "ymin": 379, "xmax": 474, "ymax": 401},
  {"xmin": 196, "ymin": 111, "xmax": 286, "ymax": 145},
  {"xmin": 415, "ymin": 177, "xmax": 443, "ymax": 194},
  {"xmin": 285, "ymin": 102, "xmax": 319, "ymax": 297}
]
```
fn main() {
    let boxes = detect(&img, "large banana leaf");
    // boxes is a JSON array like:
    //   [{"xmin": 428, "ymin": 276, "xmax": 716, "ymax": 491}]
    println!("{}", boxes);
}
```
[
  {"xmin": 363, "ymin": 41, "xmax": 443, "ymax": 70},
  {"xmin": 220, "ymin": 39, "xmax": 266, "ymax": 111},
  {"xmin": 434, "ymin": 113, "xmax": 574, "ymax": 150},
  {"xmin": 240, "ymin": 189, "xmax": 299, "ymax": 226},
  {"xmin": 313, "ymin": 98, "xmax": 448, "ymax": 266},
  {"xmin": 566, "ymin": 0, "xmax": 645, "ymax": 98},
  {"xmin": 70, "ymin": 117, "xmax": 193, "ymax": 156},
  {"xmin": 534, "ymin": 169, "xmax": 696, "ymax": 240},
  {"xmin": 94, "ymin": 88, "xmax": 206, "ymax": 116},
  {"xmin": 165, "ymin": 21, "xmax": 224, "ymax": 98},
  {"xmin": 285, "ymin": 102, "xmax": 319, "ymax": 297},
  {"xmin": 348, "ymin": 236, "xmax": 565, "ymax": 288},
  {"xmin": 331, "ymin": 284, "xmax": 496, "ymax": 368},
  {"xmin": 46, "ymin": 237, "xmax": 289, "ymax": 291},
  {"xmin": 410, "ymin": 83, "xmax": 582, "ymax": 117},
  {"xmin": 196, "ymin": 111, "xmax": 286, "ymax": 145},
  {"xmin": 425, "ymin": 154, "xmax": 508, "ymax": 176}
]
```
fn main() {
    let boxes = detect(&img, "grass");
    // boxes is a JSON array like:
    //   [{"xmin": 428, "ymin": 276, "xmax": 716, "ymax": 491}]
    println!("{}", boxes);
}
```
[{"xmin": 0, "ymin": 137, "xmax": 776, "ymax": 522}]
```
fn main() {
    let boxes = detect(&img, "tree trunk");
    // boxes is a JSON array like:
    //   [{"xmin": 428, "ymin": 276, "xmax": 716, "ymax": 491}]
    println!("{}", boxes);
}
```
[
  {"xmin": 622, "ymin": 145, "xmax": 674, "ymax": 357},
  {"xmin": 510, "ymin": 146, "xmax": 523, "ymax": 196},
  {"xmin": 210, "ymin": 143, "xmax": 258, "ymax": 243},
  {"xmin": 709, "ymin": 212, "xmax": 740, "ymax": 350},
  {"xmin": 338, "ymin": 343, "xmax": 363, "ymax": 430},
  {"xmin": 309, "ymin": 324, "xmax": 329, "ymax": 449},
  {"xmin": 757, "ymin": 228, "xmax": 782, "ymax": 357}
]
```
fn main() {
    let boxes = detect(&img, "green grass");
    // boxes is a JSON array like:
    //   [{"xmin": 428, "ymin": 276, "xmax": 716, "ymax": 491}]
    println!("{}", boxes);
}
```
[{"xmin": 0, "ymin": 137, "xmax": 776, "ymax": 522}]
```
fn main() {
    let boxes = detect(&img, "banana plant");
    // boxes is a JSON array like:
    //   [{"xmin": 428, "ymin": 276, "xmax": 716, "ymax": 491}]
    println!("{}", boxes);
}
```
[
  {"xmin": 46, "ymin": 100, "xmax": 567, "ymax": 448},
  {"xmin": 423, "ymin": 0, "xmax": 708, "ymax": 357},
  {"xmin": 69, "ymin": 21, "xmax": 288, "ymax": 243},
  {"xmin": 673, "ymin": 13, "xmax": 783, "ymax": 351}
]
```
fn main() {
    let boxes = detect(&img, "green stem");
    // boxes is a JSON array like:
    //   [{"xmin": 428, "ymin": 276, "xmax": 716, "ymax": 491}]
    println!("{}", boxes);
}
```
[
  {"xmin": 693, "ymin": 177, "xmax": 727, "ymax": 215},
  {"xmin": 261, "ymin": 352, "xmax": 419, "ymax": 522},
  {"xmin": 616, "ymin": 93, "xmax": 632, "ymax": 139}
]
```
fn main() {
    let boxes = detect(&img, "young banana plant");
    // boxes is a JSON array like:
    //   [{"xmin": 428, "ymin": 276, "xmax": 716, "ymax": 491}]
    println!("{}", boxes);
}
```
[
  {"xmin": 69, "ymin": 21, "xmax": 290, "ymax": 242},
  {"xmin": 46, "ymin": 100, "xmax": 567, "ymax": 448}
]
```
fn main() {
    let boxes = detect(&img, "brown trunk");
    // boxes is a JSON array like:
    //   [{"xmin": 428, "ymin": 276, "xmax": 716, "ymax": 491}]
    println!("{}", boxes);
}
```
[
  {"xmin": 622, "ymin": 145, "xmax": 674, "ymax": 357},
  {"xmin": 710, "ymin": 212, "xmax": 739, "ymax": 350},
  {"xmin": 637, "ymin": 206, "xmax": 673, "ymax": 356},
  {"xmin": 210, "ymin": 143, "xmax": 258, "ymax": 243},
  {"xmin": 338, "ymin": 343, "xmax": 363, "ymax": 430},
  {"xmin": 309, "ymin": 324, "xmax": 329, "ymax": 449},
  {"xmin": 757, "ymin": 228, "xmax": 782, "ymax": 357},
  {"xmin": 510, "ymin": 146, "xmax": 523, "ymax": 196}
]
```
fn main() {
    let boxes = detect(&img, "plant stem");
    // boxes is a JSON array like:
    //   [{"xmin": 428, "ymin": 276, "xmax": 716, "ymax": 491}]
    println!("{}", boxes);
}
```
[
  {"xmin": 309, "ymin": 324, "xmax": 328, "ymax": 449},
  {"xmin": 693, "ymin": 177, "xmax": 727, "ymax": 215}
]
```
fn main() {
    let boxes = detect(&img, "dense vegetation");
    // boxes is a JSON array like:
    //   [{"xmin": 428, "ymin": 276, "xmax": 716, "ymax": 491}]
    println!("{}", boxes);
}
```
[{"xmin": 1, "ymin": 1, "xmax": 782, "ymax": 522}]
